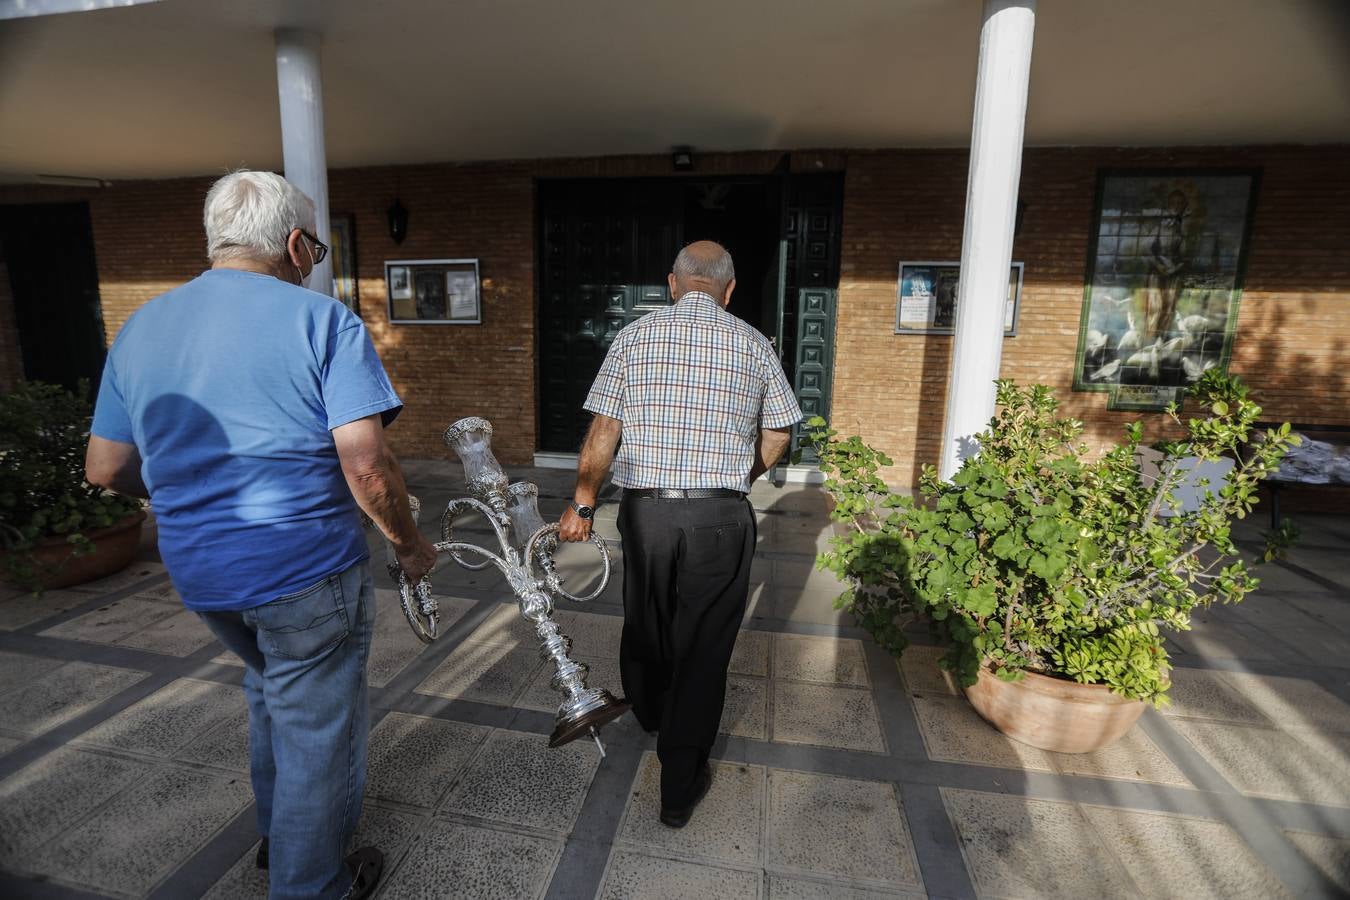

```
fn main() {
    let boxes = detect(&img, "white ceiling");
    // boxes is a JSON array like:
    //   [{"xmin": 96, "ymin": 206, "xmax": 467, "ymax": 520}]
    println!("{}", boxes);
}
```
[{"xmin": 0, "ymin": 0, "xmax": 1347, "ymax": 180}]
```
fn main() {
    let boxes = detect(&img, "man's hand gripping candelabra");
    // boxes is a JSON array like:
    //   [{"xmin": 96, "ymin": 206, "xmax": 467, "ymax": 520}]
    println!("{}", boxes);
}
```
[{"xmin": 390, "ymin": 417, "xmax": 630, "ymax": 754}]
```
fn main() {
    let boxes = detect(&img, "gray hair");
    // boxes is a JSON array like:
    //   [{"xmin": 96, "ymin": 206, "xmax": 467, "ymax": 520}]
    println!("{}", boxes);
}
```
[
  {"xmin": 203, "ymin": 170, "xmax": 315, "ymax": 264},
  {"xmin": 672, "ymin": 242, "xmax": 735, "ymax": 288}
]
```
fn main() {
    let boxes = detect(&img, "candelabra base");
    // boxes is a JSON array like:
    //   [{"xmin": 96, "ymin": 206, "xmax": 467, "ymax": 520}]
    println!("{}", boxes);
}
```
[{"xmin": 549, "ymin": 689, "xmax": 632, "ymax": 749}]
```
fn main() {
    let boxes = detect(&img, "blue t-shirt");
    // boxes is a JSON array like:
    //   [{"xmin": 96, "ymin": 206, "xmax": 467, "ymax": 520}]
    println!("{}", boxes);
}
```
[{"xmin": 91, "ymin": 268, "xmax": 403, "ymax": 611}]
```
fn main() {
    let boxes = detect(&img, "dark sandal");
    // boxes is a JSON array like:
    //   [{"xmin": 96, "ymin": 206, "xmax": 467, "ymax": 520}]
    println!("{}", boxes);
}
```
[{"xmin": 344, "ymin": 846, "xmax": 384, "ymax": 900}]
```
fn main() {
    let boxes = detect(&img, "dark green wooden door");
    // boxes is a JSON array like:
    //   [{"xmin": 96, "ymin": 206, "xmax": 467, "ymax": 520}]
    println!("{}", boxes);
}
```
[
  {"xmin": 538, "ymin": 181, "xmax": 682, "ymax": 452},
  {"xmin": 0, "ymin": 203, "xmax": 106, "ymax": 395},
  {"xmin": 536, "ymin": 175, "xmax": 842, "ymax": 456},
  {"xmin": 783, "ymin": 175, "xmax": 844, "ymax": 459}
]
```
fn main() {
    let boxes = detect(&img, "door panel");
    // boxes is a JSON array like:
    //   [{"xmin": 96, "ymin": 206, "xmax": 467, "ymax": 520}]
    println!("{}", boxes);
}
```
[
  {"xmin": 783, "ymin": 175, "xmax": 844, "ymax": 460},
  {"xmin": 537, "ymin": 182, "xmax": 680, "ymax": 452}
]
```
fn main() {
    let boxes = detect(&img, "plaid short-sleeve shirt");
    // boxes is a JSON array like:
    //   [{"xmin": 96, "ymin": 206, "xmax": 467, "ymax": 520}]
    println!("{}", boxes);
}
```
[{"xmin": 583, "ymin": 292, "xmax": 803, "ymax": 493}]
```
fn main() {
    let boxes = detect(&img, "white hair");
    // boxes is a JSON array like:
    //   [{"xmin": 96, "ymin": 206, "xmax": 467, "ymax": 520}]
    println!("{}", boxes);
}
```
[
  {"xmin": 203, "ymin": 170, "xmax": 315, "ymax": 264},
  {"xmin": 673, "ymin": 242, "xmax": 735, "ymax": 288}
]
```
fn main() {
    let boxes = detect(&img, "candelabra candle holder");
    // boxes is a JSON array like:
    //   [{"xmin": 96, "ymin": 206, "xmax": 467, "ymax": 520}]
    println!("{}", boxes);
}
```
[{"xmin": 390, "ymin": 417, "xmax": 628, "ymax": 754}]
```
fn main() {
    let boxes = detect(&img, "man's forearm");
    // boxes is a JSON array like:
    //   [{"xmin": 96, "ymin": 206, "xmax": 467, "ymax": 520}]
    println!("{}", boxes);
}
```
[
  {"xmin": 346, "ymin": 449, "xmax": 421, "ymax": 552},
  {"xmin": 749, "ymin": 427, "xmax": 792, "ymax": 483},
  {"xmin": 574, "ymin": 415, "xmax": 622, "ymax": 504}
]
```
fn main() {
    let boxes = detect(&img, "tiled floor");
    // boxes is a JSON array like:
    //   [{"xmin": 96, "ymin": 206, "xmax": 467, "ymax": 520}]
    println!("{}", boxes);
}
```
[{"xmin": 0, "ymin": 468, "xmax": 1348, "ymax": 899}]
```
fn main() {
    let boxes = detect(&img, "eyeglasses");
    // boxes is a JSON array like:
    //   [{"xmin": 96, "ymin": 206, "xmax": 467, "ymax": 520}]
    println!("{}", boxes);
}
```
[{"xmin": 298, "ymin": 228, "xmax": 329, "ymax": 265}]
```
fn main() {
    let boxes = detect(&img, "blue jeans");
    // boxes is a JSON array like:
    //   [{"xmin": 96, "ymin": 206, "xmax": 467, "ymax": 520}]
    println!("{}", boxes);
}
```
[{"xmin": 198, "ymin": 560, "xmax": 375, "ymax": 900}]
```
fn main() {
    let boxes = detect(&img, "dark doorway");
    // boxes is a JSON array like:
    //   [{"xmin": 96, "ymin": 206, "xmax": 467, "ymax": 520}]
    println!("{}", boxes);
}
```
[
  {"xmin": 681, "ymin": 180, "xmax": 781, "ymax": 337},
  {"xmin": 0, "ymin": 203, "xmax": 106, "ymax": 394},
  {"xmin": 536, "ymin": 175, "xmax": 842, "ymax": 455}
]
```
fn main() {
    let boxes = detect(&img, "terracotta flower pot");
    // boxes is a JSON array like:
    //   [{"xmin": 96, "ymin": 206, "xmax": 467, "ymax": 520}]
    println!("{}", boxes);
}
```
[
  {"xmin": 12, "ymin": 510, "xmax": 147, "ymax": 591},
  {"xmin": 963, "ymin": 664, "xmax": 1146, "ymax": 754}
]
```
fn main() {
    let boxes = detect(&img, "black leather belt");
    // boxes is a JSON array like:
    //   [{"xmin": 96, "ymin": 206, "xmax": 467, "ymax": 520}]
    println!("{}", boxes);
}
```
[{"xmin": 626, "ymin": 488, "xmax": 745, "ymax": 500}]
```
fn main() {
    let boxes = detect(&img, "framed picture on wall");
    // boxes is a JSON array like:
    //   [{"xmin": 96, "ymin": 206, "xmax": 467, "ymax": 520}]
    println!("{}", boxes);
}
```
[
  {"xmin": 894, "ymin": 261, "xmax": 1023, "ymax": 335},
  {"xmin": 1072, "ymin": 169, "xmax": 1260, "ymax": 411},
  {"xmin": 329, "ymin": 215, "xmax": 358, "ymax": 312},
  {"xmin": 385, "ymin": 259, "xmax": 481, "ymax": 324}
]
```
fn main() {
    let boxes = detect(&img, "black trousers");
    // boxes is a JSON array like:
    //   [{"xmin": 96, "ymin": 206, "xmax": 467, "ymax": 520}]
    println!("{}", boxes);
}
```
[{"xmin": 616, "ymin": 493, "xmax": 757, "ymax": 808}]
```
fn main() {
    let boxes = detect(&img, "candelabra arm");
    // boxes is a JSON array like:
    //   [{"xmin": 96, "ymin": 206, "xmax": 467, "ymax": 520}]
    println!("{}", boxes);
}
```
[
  {"xmin": 440, "ymin": 497, "xmax": 514, "ymax": 571},
  {"xmin": 392, "ymin": 540, "xmax": 510, "ymax": 644},
  {"xmin": 524, "ymin": 523, "xmax": 612, "ymax": 603}
]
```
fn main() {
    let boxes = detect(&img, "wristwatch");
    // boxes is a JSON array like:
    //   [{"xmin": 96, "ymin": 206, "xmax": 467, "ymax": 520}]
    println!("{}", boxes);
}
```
[{"xmin": 570, "ymin": 500, "xmax": 594, "ymax": 520}]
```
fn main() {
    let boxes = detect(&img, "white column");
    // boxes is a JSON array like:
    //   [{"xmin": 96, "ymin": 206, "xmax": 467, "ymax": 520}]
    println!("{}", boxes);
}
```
[
  {"xmin": 939, "ymin": 0, "xmax": 1036, "ymax": 479},
  {"xmin": 275, "ymin": 28, "xmax": 333, "ymax": 296}
]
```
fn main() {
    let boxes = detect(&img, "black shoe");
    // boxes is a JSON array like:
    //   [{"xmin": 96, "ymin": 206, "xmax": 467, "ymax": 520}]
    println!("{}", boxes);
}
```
[
  {"xmin": 345, "ymin": 846, "xmax": 384, "ymax": 900},
  {"xmin": 255, "ymin": 837, "xmax": 269, "ymax": 870},
  {"xmin": 659, "ymin": 764, "xmax": 712, "ymax": 829}
]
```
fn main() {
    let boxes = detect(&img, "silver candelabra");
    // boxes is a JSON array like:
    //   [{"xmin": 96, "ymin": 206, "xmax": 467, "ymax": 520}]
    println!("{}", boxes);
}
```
[{"xmin": 388, "ymin": 416, "xmax": 629, "ymax": 753}]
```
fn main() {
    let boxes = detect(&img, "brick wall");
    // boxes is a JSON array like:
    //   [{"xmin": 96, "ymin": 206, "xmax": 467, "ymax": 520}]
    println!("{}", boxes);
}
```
[
  {"xmin": 1, "ymin": 145, "xmax": 1344, "ymax": 483},
  {"xmin": 832, "ymin": 146, "xmax": 1350, "ymax": 484}
]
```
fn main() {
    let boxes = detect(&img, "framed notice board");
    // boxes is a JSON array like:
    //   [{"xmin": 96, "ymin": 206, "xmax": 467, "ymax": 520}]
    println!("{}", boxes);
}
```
[{"xmin": 385, "ymin": 258, "xmax": 481, "ymax": 324}]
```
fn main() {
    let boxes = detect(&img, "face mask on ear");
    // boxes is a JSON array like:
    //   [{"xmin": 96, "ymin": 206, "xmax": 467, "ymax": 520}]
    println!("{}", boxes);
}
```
[{"xmin": 297, "ymin": 239, "xmax": 315, "ymax": 288}]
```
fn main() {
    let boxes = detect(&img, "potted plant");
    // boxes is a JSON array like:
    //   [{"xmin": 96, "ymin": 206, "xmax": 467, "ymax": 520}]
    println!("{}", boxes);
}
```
[
  {"xmin": 803, "ymin": 370, "xmax": 1297, "ymax": 753},
  {"xmin": 0, "ymin": 381, "xmax": 145, "ymax": 592}
]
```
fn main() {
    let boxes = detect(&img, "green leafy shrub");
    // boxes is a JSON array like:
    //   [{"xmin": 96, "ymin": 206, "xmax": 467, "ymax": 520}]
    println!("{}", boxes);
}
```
[
  {"xmin": 0, "ymin": 381, "xmax": 143, "ymax": 590},
  {"xmin": 803, "ymin": 371, "xmax": 1297, "ymax": 706}
]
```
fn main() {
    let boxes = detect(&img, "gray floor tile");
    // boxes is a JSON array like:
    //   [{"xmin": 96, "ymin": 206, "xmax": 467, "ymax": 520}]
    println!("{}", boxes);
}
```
[
  {"xmin": 76, "ymin": 677, "xmax": 241, "ymax": 757},
  {"xmin": 772, "ymin": 681, "xmax": 886, "ymax": 753},
  {"xmin": 774, "ymin": 633, "xmax": 870, "ymax": 686},
  {"xmin": 1170, "ymin": 618, "xmax": 1282, "ymax": 661},
  {"xmin": 127, "ymin": 581, "xmax": 183, "ymax": 605},
  {"xmin": 369, "ymin": 592, "xmax": 477, "ymax": 687},
  {"xmin": 721, "ymin": 674, "xmax": 768, "ymax": 739},
  {"xmin": 175, "ymin": 702, "xmax": 251, "ymax": 773},
  {"xmin": 0, "ymin": 649, "xmax": 66, "ymax": 691},
  {"xmin": 1160, "ymin": 666, "xmax": 1271, "ymax": 726},
  {"xmin": 1081, "ymin": 805, "xmax": 1289, "ymax": 899},
  {"xmin": 34, "ymin": 765, "xmax": 252, "ymax": 896},
  {"xmin": 1169, "ymin": 718, "xmax": 1350, "ymax": 805},
  {"xmin": 598, "ymin": 850, "xmax": 761, "ymax": 900},
  {"xmin": 378, "ymin": 819, "xmax": 561, "ymax": 900},
  {"xmin": 1215, "ymin": 671, "xmax": 1350, "ymax": 734},
  {"xmin": 766, "ymin": 769, "xmax": 920, "ymax": 889},
  {"xmin": 198, "ymin": 842, "xmax": 269, "ymax": 900},
  {"xmin": 897, "ymin": 644, "xmax": 960, "ymax": 696},
  {"xmin": 942, "ymin": 788, "xmax": 1135, "ymax": 900},
  {"xmin": 467, "ymin": 601, "xmax": 549, "ymax": 648},
  {"xmin": 367, "ymin": 712, "xmax": 490, "ymax": 808},
  {"xmin": 767, "ymin": 876, "xmax": 927, "ymax": 899},
  {"xmin": 39, "ymin": 595, "xmax": 179, "ymax": 644},
  {"xmin": 441, "ymin": 728, "xmax": 598, "ymax": 834},
  {"xmin": 909, "ymin": 693, "xmax": 1054, "ymax": 771},
  {"xmin": 1045, "ymin": 725, "xmax": 1190, "ymax": 786},
  {"xmin": 115, "ymin": 607, "xmax": 217, "ymax": 656},
  {"xmin": 414, "ymin": 639, "xmax": 544, "ymax": 705},
  {"xmin": 0, "ymin": 589, "xmax": 97, "ymax": 631},
  {"xmin": 515, "ymin": 655, "xmax": 622, "ymax": 715},
  {"xmin": 0, "ymin": 660, "xmax": 148, "ymax": 736},
  {"xmin": 729, "ymin": 629, "xmax": 771, "ymax": 677},
  {"xmin": 617, "ymin": 753, "xmax": 764, "ymax": 866},
  {"xmin": 558, "ymin": 610, "xmax": 624, "ymax": 659},
  {"xmin": 66, "ymin": 560, "xmax": 167, "ymax": 594},
  {"xmin": 1284, "ymin": 830, "xmax": 1350, "ymax": 896},
  {"xmin": 0, "ymin": 747, "xmax": 150, "ymax": 866}
]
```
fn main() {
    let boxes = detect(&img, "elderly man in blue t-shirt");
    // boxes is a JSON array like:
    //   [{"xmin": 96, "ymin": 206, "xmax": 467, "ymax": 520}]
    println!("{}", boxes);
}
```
[{"xmin": 85, "ymin": 171, "xmax": 436, "ymax": 900}]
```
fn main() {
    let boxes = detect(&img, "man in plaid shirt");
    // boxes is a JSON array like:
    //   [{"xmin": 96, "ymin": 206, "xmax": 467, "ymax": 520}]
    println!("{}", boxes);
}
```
[{"xmin": 559, "ymin": 241, "xmax": 802, "ymax": 828}]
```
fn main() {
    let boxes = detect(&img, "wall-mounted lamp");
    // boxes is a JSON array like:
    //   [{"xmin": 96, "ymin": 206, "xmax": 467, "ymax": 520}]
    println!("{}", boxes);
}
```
[
  {"xmin": 387, "ymin": 198, "xmax": 409, "ymax": 245},
  {"xmin": 671, "ymin": 146, "xmax": 694, "ymax": 172}
]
